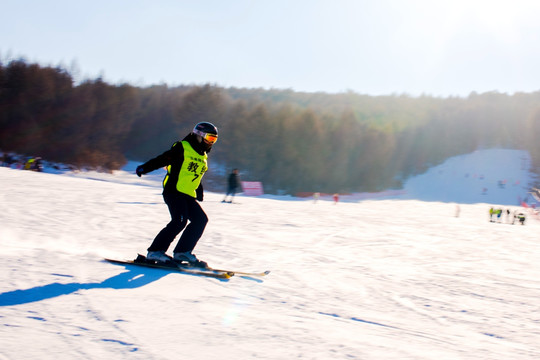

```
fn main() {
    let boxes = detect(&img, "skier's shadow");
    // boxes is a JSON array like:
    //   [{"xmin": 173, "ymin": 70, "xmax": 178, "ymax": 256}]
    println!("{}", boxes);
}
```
[{"xmin": 0, "ymin": 267, "xmax": 168, "ymax": 307}]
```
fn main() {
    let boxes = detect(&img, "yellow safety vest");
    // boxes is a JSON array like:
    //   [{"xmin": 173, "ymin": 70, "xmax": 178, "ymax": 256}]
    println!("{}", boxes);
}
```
[{"xmin": 163, "ymin": 141, "xmax": 208, "ymax": 197}]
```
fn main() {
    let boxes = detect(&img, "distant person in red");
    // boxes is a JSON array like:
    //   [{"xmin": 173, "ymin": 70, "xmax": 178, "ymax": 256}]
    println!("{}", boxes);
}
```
[{"xmin": 333, "ymin": 193, "xmax": 339, "ymax": 204}]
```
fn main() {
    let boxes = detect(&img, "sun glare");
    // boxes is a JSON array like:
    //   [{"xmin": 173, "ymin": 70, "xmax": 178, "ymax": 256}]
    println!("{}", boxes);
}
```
[{"xmin": 451, "ymin": 0, "xmax": 540, "ymax": 43}]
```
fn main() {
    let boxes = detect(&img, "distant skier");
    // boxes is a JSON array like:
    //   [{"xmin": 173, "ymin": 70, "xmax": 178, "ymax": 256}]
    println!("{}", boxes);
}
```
[
  {"xmin": 496, "ymin": 208, "xmax": 502, "ymax": 222},
  {"xmin": 24, "ymin": 157, "xmax": 35, "ymax": 170},
  {"xmin": 135, "ymin": 122, "xmax": 218, "ymax": 267},
  {"xmin": 34, "ymin": 157, "xmax": 43, "ymax": 172},
  {"xmin": 222, "ymin": 168, "xmax": 240, "ymax": 203},
  {"xmin": 517, "ymin": 212, "xmax": 526, "ymax": 225}
]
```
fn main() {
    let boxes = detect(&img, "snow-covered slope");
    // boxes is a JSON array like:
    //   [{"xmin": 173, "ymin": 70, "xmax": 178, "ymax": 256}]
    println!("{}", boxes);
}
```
[
  {"xmin": 1, "ymin": 149, "xmax": 539, "ymax": 359},
  {"xmin": 398, "ymin": 149, "xmax": 533, "ymax": 205}
]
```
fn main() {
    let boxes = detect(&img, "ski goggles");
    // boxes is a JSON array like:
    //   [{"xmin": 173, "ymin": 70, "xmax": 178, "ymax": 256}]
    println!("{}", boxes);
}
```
[{"xmin": 193, "ymin": 129, "xmax": 218, "ymax": 144}]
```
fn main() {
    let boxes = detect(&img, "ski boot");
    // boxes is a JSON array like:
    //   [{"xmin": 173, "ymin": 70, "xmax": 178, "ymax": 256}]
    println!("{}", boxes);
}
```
[
  {"xmin": 146, "ymin": 251, "xmax": 173, "ymax": 263},
  {"xmin": 173, "ymin": 252, "xmax": 208, "ymax": 268}
]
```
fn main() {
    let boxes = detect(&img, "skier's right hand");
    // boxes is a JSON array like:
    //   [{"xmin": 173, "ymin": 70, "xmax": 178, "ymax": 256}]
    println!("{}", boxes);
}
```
[{"xmin": 136, "ymin": 165, "xmax": 145, "ymax": 177}]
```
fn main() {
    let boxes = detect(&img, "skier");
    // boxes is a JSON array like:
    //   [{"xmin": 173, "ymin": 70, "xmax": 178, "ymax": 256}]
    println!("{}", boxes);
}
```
[
  {"xmin": 135, "ymin": 122, "xmax": 218, "ymax": 267},
  {"xmin": 517, "ymin": 212, "xmax": 526, "ymax": 225},
  {"xmin": 222, "ymin": 168, "xmax": 240, "ymax": 203},
  {"xmin": 496, "ymin": 208, "xmax": 502, "ymax": 222}
]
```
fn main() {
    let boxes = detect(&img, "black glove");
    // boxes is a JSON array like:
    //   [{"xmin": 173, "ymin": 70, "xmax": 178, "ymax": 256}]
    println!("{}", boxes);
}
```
[
  {"xmin": 136, "ymin": 165, "xmax": 145, "ymax": 177},
  {"xmin": 196, "ymin": 186, "xmax": 203, "ymax": 202}
]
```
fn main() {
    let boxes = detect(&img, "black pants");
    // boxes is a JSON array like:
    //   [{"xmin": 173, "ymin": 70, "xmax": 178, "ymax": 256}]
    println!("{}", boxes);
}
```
[
  {"xmin": 148, "ymin": 191, "xmax": 208, "ymax": 254},
  {"xmin": 226, "ymin": 186, "xmax": 237, "ymax": 196}
]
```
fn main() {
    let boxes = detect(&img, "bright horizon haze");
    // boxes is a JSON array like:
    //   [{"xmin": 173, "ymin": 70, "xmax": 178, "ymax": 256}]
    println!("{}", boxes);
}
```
[{"xmin": 2, "ymin": 0, "xmax": 540, "ymax": 97}]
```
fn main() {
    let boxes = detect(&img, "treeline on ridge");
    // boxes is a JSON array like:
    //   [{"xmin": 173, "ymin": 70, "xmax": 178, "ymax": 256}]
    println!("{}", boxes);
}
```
[{"xmin": 1, "ymin": 59, "xmax": 540, "ymax": 194}]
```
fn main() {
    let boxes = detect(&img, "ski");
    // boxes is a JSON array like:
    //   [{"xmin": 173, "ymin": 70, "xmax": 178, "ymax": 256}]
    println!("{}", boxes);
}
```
[
  {"xmin": 105, "ymin": 255, "xmax": 270, "ymax": 278},
  {"xmin": 209, "ymin": 268, "xmax": 271, "ymax": 277},
  {"xmin": 104, "ymin": 255, "xmax": 234, "ymax": 279},
  {"xmin": 168, "ymin": 257, "xmax": 270, "ymax": 277}
]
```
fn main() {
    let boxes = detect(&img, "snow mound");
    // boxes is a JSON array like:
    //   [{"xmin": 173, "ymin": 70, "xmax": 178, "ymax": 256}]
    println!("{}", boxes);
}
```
[{"xmin": 397, "ymin": 148, "xmax": 533, "ymax": 205}]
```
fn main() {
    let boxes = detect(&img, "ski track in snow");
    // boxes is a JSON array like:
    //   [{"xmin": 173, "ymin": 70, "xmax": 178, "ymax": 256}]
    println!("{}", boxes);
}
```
[{"xmin": 1, "ymin": 149, "xmax": 540, "ymax": 359}]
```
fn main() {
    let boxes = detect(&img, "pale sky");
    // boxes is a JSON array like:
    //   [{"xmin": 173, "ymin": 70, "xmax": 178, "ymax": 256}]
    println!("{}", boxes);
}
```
[{"xmin": 2, "ymin": 0, "xmax": 540, "ymax": 97}]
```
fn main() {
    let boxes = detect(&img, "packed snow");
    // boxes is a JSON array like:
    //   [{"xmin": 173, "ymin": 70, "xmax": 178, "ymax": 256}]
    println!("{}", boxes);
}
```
[{"xmin": 1, "ymin": 148, "xmax": 539, "ymax": 359}]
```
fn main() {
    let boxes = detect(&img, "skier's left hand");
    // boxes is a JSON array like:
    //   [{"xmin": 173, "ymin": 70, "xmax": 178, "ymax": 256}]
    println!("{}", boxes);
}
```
[{"xmin": 136, "ymin": 165, "xmax": 145, "ymax": 177}]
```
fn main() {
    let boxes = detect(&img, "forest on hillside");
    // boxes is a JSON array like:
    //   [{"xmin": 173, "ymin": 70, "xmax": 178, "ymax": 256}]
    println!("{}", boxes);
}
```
[{"xmin": 1, "ymin": 59, "xmax": 540, "ymax": 194}]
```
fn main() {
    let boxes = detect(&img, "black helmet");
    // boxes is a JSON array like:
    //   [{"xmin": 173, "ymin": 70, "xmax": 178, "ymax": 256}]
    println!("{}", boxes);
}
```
[{"xmin": 193, "ymin": 122, "xmax": 218, "ymax": 144}]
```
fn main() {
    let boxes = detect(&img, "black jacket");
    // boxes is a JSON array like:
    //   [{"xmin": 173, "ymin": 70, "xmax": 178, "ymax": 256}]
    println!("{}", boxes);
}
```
[
  {"xmin": 139, "ymin": 134, "xmax": 207, "ymax": 200},
  {"xmin": 228, "ymin": 173, "xmax": 240, "ymax": 189}
]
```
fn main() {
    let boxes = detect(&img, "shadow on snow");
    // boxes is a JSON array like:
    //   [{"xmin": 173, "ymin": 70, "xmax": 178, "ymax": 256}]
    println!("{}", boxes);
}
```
[{"xmin": 0, "ymin": 266, "xmax": 177, "ymax": 306}]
